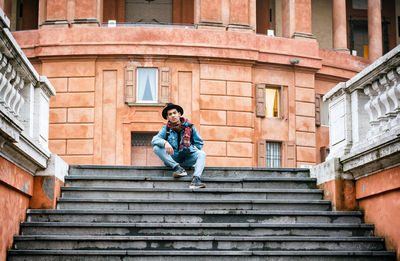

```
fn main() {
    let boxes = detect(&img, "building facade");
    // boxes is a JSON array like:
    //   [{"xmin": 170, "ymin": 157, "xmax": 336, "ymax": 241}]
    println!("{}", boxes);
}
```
[{"xmin": 3, "ymin": 0, "xmax": 399, "ymax": 169}]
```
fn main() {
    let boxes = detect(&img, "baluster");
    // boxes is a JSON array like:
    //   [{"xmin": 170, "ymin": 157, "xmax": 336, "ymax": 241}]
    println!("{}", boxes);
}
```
[
  {"xmin": 0, "ymin": 62, "xmax": 11, "ymax": 102},
  {"xmin": 363, "ymin": 85, "xmax": 379, "ymax": 138},
  {"xmin": 3, "ymin": 70, "xmax": 18, "ymax": 110},
  {"xmin": 8, "ymin": 74, "xmax": 21, "ymax": 116},
  {"xmin": 371, "ymin": 80, "xmax": 389, "ymax": 132},
  {"xmin": 12, "ymin": 79, "xmax": 25, "ymax": 118},
  {"xmin": 386, "ymin": 69, "xmax": 400, "ymax": 128},
  {"xmin": 378, "ymin": 74, "xmax": 396, "ymax": 131}
]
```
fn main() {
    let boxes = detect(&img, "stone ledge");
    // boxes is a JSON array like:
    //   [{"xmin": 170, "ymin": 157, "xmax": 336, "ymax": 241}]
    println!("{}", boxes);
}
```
[{"xmin": 340, "ymin": 137, "xmax": 400, "ymax": 179}]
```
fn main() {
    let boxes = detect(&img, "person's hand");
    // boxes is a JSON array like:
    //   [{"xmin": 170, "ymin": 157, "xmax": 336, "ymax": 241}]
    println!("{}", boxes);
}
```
[{"xmin": 165, "ymin": 141, "xmax": 174, "ymax": 155}]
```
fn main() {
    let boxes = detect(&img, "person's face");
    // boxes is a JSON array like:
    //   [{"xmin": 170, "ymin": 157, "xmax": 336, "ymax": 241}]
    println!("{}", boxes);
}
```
[{"xmin": 167, "ymin": 108, "xmax": 181, "ymax": 124}]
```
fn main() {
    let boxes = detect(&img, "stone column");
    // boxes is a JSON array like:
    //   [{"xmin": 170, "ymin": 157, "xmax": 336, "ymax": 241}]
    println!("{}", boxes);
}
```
[
  {"xmin": 195, "ymin": 0, "xmax": 225, "ymax": 30},
  {"xmin": 39, "ymin": 0, "xmax": 69, "ymax": 28},
  {"xmin": 368, "ymin": 0, "xmax": 383, "ymax": 62},
  {"xmin": 332, "ymin": 0, "xmax": 349, "ymax": 53},
  {"xmin": 227, "ymin": 0, "xmax": 255, "ymax": 32},
  {"xmin": 282, "ymin": 0, "xmax": 315, "ymax": 41},
  {"xmin": 71, "ymin": 0, "xmax": 102, "ymax": 27}
]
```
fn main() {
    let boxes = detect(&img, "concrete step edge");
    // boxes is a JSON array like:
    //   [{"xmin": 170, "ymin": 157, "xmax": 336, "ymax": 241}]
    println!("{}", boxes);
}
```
[
  {"xmin": 61, "ymin": 187, "xmax": 322, "ymax": 193},
  {"xmin": 69, "ymin": 165, "xmax": 310, "ymax": 173},
  {"xmin": 56, "ymin": 198, "xmax": 331, "ymax": 204},
  {"xmin": 13, "ymin": 235, "xmax": 385, "ymax": 242},
  {"xmin": 7, "ymin": 250, "xmax": 397, "ymax": 257},
  {"xmin": 65, "ymin": 176, "xmax": 316, "ymax": 182},
  {"xmin": 20, "ymin": 222, "xmax": 375, "ymax": 228},
  {"xmin": 26, "ymin": 209, "xmax": 364, "ymax": 216}
]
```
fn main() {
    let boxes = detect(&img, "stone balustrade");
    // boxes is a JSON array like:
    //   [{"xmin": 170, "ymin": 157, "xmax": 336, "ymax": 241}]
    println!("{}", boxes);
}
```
[
  {"xmin": 363, "ymin": 67, "xmax": 400, "ymax": 141},
  {"xmin": 0, "ymin": 8, "xmax": 56, "ymax": 173},
  {"xmin": 322, "ymin": 44, "xmax": 400, "ymax": 178}
]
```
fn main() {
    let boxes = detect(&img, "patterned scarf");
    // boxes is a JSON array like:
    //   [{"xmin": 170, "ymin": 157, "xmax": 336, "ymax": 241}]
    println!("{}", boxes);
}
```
[{"xmin": 167, "ymin": 117, "xmax": 192, "ymax": 152}]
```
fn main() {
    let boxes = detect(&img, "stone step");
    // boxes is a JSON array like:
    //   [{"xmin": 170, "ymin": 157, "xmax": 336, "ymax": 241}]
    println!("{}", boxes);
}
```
[
  {"xmin": 60, "ymin": 187, "xmax": 323, "ymax": 200},
  {"xmin": 56, "ymin": 198, "xmax": 331, "ymax": 211},
  {"xmin": 13, "ymin": 235, "xmax": 386, "ymax": 251},
  {"xmin": 7, "ymin": 250, "xmax": 397, "ymax": 261},
  {"xmin": 69, "ymin": 165, "xmax": 310, "ymax": 178},
  {"xmin": 20, "ymin": 222, "xmax": 375, "ymax": 237},
  {"xmin": 65, "ymin": 176, "xmax": 317, "ymax": 189},
  {"xmin": 26, "ymin": 209, "xmax": 364, "ymax": 224}
]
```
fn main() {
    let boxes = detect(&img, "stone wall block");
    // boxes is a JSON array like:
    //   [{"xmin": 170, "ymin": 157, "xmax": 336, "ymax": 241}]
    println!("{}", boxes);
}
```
[
  {"xmin": 50, "ymin": 93, "xmax": 94, "ymax": 108},
  {"xmin": 49, "ymin": 124, "xmax": 94, "ymax": 139},
  {"xmin": 295, "ymin": 116, "xmax": 316, "ymax": 132},
  {"xmin": 296, "ymin": 87, "xmax": 315, "ymax": 102},
  {"xmin": 227, "ymin": 142, "xmax": 252, "ymax": 157},
  {"xmin": 296, "ymin": 131, "xmax": 316, "ymax": 147},
  {"xmin": 200, "ymin": 126, "xmax": 253, "ymax": 142},
  {"xmin": 200, "ymin": 95, "xmax": 228, "ymax": 110},
  {"xmin": 49, "ymin": 108, "xmax": 67, "ymax": 123},
  {"xmin": 67, "ymin": 108, "xmax": 94, "ymax": 123},
  {"xmin": 200, "ymin": 80, "xmax": 226, "ymax": 95},
  {"xmin": 48, "ymin": 78, "xmax": 68, "ymax": 93},
  {"xmin": 202, "ymin": 141, "xmax": 227, "ymax": 156},
  {"xmin": 227, "ymin": 96, "xmax": 252, "ymax": 112},
  {"xmin": 66, "ymin": 139, "xmax": 94, "ymax": 155},
  {"xmin": 296, "ymin": 146, "xmax": 316, "ymax": 162},
  {"xmin": 227, "ymin": 111, "xmax": 253, "ymax": 127},
  {"xmin": 68, "ymin": 77, "xmax": 95, "ymax": 92},
  {"xmin": 227, "ymin": 81, "xmax": 252, "ymax": 97},
  {"xmin": 200, "ymin": 110, "xmax": 227, "ymax": 125},
  {"xmin": 48, "ymin": 140, "xmax": 66, "ymax": 155},
  {"xmin": 295, "ymin": 101, "xmax": 315, "ymax": 117}
]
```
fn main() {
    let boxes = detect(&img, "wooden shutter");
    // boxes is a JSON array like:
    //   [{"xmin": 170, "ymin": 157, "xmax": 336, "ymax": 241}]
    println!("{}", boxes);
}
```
[
  {"xmin": 256, "ymin": 84, "xmax": 266, "ymax": 117},
  {"xmin": 125, "ymin": 66, "xmax": 136, "ymax": 104},
  {"xmin": 159, "ymin": 67, "xmax": 170, "ymax": 103},
  {"xmin": 280, "ymin": 86, "xmax": 285, "ymax": 119},
  {"xmin": 258, "ymin": 139, "xmax": 266, "ymax": 167},
  {"xmin": 315, "ymin": 94, "xmax": 321, "ymax": 126},
  {"xmin": 320, "ymin": 146, "xmax": 330, "ymax": 163},
  {"xmin": 284, "ymin": 141, "xmax": 296, "ymax": 167}
]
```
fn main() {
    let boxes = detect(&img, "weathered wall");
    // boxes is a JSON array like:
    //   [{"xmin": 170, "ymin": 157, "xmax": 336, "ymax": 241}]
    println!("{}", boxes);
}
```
[
  {"xmin": 0, "ymin": 156, "xmax": 33, "ymax": 261},
  {"xmin": 11, "ymin": 26, "xmax": 369, "ymax": 168},
  {"xmin": 356, "ymin": 166, "xmax": 400, "ymax": 260}
]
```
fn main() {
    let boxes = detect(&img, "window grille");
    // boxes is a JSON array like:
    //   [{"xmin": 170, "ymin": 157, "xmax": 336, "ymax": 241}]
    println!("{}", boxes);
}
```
[
  {"xmin": 131, "ymin": 133, "xmax": 154, "ymax": 146},
  {"xmin": 266, "ymin": 142, "xmax": 281, "ymax": 168}
]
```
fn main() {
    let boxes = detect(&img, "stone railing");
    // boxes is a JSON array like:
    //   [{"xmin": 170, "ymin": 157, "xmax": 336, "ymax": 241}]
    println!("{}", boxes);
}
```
[
  {"xmin": 0, "ymin": 8, "xmax": 57, "ymax": 173},
  {"xmin": 322, "ymin": 44, "xmax": 400, "ymax": 178}
]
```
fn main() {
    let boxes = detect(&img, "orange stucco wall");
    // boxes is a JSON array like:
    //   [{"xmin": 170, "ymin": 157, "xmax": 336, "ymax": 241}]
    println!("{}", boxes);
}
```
[
  {"xmin": 0, "ymin": 156, "xmax": 64, "ymax": 259},
  {"xmin": 0, "ymin": 156, "xmax": 33, "ymax": 261},
  {"xmin": 355, "ymin": 166, "xmax": 400, "ymax": 259},
  {"xmin": 358, "ymin": 190, "xmax": 400, "ymax": 260},
  {"xmin": 12, "ymin": 27, "xmax": 369, "ymax": 167}
]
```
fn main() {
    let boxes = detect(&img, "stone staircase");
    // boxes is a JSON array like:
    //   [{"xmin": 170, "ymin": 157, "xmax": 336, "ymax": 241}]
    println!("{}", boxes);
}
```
[{"xmin": 7, "ymin": 165, "xmax": 396, "ymax": 260}]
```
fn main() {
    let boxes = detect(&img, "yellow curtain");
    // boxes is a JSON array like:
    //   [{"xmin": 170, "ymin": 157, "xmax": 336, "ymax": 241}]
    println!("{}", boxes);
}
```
[{"xmin": 265, "ymin": 88, "xmax": 279, "ymax": 117}]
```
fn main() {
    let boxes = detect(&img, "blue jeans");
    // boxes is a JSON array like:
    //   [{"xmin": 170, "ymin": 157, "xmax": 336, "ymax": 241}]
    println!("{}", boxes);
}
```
[{"xmin": 153, "ymin": 146, "xmax": 206, "ymax": 177}]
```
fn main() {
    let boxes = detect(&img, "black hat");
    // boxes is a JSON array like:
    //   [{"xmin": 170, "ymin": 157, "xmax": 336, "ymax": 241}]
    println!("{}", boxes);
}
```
[{"xmin": 162, "ymin": 103, "xmax": 184, "ymax": 119}]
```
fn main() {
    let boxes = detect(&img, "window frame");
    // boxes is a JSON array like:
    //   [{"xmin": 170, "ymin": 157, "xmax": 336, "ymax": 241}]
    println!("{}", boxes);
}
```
[
  {"xmin": 136, "ymin": 67, "xmax": 159, "ymax": 104},
  {"xmin": 265, "ymin": 140, "xmax": 282, "ymax": 168}
]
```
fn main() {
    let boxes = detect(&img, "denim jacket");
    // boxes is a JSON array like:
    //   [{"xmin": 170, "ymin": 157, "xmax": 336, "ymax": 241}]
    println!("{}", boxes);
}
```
[{"xmin": 152, "ymin": 125, "xmax": 204, "ymax": 154}]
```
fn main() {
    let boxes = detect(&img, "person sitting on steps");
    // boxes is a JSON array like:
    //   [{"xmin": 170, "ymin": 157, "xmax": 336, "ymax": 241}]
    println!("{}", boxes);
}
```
[{"xmin": 152, "ymin": 103, "xmax": 207, "ymax": 189}]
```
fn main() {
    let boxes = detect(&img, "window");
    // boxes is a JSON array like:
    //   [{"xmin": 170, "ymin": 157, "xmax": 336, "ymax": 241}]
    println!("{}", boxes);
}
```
[
  {"xmin": 266, "ymin": 142, "xmax": 281, "ymax": 168},
  {"xmin": 315, "ymin": 94, "xmax": 329, "ymax": 126},
  {"xmin": 125, "ymin": 0, "xmax": 172, "ymax": 23},
  {"xmin": 256, "ymin": 84, "xmax": 284, "ymax": 118},
  {"xmin": 136, "ymin": 68, "xmax": 158, "ymax": 103},
  {"xmin": 265, "ymin": 87, "xmax": 280, "ymax": 117}
]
